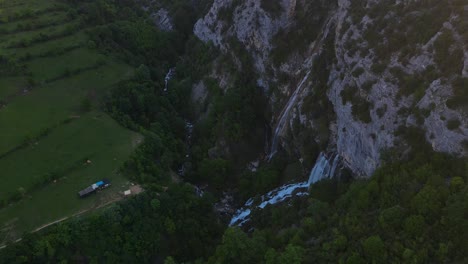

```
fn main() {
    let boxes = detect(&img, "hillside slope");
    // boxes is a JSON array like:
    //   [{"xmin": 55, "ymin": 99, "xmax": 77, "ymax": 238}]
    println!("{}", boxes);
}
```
[
  {"xmin": 0, "ymin": 0, "xmax": 141, "ymax": 243},
  {"xmin": 192, "ymin": 0, "xmax": 468, "ymax": 176}
]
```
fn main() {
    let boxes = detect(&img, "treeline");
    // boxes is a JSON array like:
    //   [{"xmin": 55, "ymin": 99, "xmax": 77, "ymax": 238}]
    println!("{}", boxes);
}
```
[
  {"xmin": 44, "ymin": 59, "xmax": 106, "ymax": 83},
  {"xmin": 0, "ymin": 55, "xmax": 26, "ymax": 77},
  {"xmin": 0, "ymin": 15, "xmax": 70, "ymax": 35},
  {"xmin": 204, "ymin": 141, "xmax": 468, "ymax": 263},
  {"xmin": 0, "ymin": 4, "xmax": 68, "ymax": 23},
  {"xmin": 1, "ymin": 0, "xmax": 225, "ymax": 262},
  {"xmin": 16, "ymin": 44, "xmax": 81, "ymax": 63},
  {"xmin": 0, "ymin": 185, "xmax": 223, "ymax": 263},
  {"xmin": 6, "ymin": 23, "xmax": 80, "ymax": 49}
]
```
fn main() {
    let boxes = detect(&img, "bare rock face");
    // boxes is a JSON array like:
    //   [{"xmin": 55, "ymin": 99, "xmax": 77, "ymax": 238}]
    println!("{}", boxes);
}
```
[
  {"xmin": 328, "ymin": 0, "xmax": 404, "ymax": 176},
  {"xmin": 194, "ymin": 0, "xmax": 296, "ymax": 75},
  {"xmin": 419, "ymin": 80, "xmax": 468, "ymax": 155},
  {"xmin": 137, "ymin": 0, "xmax": 174, "ymax": 32},
  {"xmin": 193, "ymin": 0, "xmax": 468, "ymax": 177},
  {"xmin": 151, "ymin": 8, "xmax": 174, "ymax": 32},
  {"xmin": 193, "ymin": 0, "xmax": 231, "ymax": 47},
  {"xmin": 328, "ymin": 0, "xmax": 468, "ymax": 176}
]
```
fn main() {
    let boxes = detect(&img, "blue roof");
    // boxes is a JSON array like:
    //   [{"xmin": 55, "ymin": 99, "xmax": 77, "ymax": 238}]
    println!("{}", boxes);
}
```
[{"xmin": 96, "ymin": 181, "xmax": 104, "ymax": 186}]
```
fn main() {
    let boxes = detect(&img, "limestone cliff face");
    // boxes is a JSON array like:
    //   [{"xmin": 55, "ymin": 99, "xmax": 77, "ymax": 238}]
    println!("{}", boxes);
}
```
[
  {"xmin": 194, "ymin": 0, "xmax": 298, "ymax": 79},
  {"xmin": 193, "ymin": 0, "xmax": 468, "ymax": 177},
  {"xmin": 329, "ymin": 0, "xmax": 467, "ymax": 175},
  {"xmin": 138, "ymin": 0, "xmax": 174, "ymax": 31}
]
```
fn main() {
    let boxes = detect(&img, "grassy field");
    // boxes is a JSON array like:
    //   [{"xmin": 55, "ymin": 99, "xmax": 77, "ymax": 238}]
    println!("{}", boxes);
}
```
[
  {"xmin": 0, "ymin": 112, "xmax": 141, "ymax": 201},
  {"xmin": 0, "ymin": 114, "xmax": 142, "ymax": 242},
  {"xmin": 0, "ymin": 77, "xmax": 27, "ymax": 99},
  {"xmin": 0, "ymin": 0, "xmax": 141, "ymax": 243},
  {"xmin": 0, "ymin": 61, "xmax": 132, "ymax": 156}
]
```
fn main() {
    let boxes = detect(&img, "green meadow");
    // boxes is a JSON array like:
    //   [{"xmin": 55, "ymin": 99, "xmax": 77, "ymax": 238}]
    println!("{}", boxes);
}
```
[{"xmin": 0, "ymin": 0, "xmax": 140, "ymax": 244}]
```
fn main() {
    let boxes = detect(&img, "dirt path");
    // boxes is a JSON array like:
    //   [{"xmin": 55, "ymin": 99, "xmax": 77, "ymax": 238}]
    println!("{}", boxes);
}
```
[
  {"xmin": 30, "ymin": 197, "xmax": 122, "ymax": 234},
  {"xmin": 0, "ymin": 238, "xmax": 21, "ymax": 250},
  {"xmin": 0, "ymin": 209, "xmax": 93, "ymax": 249},
  {"xmin": 0, "ymin": 185, "xmax": 143, "ymax": 250},
  {"xmin": 31, "ymin": 217, "xmax": 69, "ymax": 233}
]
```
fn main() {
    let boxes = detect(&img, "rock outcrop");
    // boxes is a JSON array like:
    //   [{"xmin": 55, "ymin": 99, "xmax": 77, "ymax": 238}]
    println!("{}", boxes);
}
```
[
  {"xmin": 193, "ymin": 0, "xmax": 468, "ymax": 177},
  {"xmin": 151, "ymin": 8, "xmax": 174, "ymax": 32}
]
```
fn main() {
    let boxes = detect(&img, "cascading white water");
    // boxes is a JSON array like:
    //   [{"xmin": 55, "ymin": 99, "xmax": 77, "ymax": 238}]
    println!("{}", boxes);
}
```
[
  {"xmin": 164, "ymin": 68, "xmax": 175, "ymax": 92},
  {"xmin": 307, "ymin": 152, "xmax": 340, "ymax": 186},
  {"xmin": 268, "ymin": 72, "xmax": 311, "ymax": 160},
  {"xmin": 229, "ymin": 181, "xmax": 310, "ymax": 226},
  {"xmin": 230, "ymin": 152, "xmax": 340, "ymax": 226}
]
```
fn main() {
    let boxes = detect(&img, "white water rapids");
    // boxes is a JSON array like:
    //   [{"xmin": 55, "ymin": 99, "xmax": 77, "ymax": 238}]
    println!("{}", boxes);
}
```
[
  {"xmin": 164, "ymin": 68, "xmax": 175, "ymax": 92},
  {"xmin": 229, "ymin": 152, "xmax": 340, "ymax": 226}
]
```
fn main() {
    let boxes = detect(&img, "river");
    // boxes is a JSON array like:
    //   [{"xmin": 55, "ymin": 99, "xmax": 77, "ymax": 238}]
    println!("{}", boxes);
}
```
[{"xmin": 230, "ymin": 152, "xmax": 340, "ymax": 226}]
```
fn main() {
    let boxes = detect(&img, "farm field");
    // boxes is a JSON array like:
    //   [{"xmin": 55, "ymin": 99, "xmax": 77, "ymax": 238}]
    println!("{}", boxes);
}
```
[
  {"xmin": 0, "ymin": 113, "xmax": 142, "ymax": 243},
  {"xmin": 0, "ymin": 0, "xmax": 140, "ymax": 244}
]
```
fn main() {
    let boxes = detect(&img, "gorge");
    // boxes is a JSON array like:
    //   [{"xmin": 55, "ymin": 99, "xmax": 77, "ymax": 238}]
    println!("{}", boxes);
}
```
[{"xmin": 0, "ymin": 0, "xmax": 467, "ymax": 262}]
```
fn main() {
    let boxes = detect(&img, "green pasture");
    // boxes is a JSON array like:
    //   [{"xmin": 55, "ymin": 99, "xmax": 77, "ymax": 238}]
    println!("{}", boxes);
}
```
[
  {"xmin": 0, "ymin": 62, "xmax": 132, "ymax": 155},
  {"xmin": 0, "ymin": 113, "xmax": 141, "ymax": 243},
  {"xmin": 26, "ymin": 48, "xmax": 108, "ymax": 82},
  {"xmin": 0, "ymin": 77, "xmax": 27, "ymax": 99},
  {"xmin": 0, "ymin": 0, "xmax": 141, "ymax": 243}
]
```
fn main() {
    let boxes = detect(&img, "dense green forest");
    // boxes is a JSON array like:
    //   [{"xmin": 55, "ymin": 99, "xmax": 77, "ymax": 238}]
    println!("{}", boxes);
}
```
[{"xmin": 0, "ymin": 0, "xmax": 467, "ymax": 263}]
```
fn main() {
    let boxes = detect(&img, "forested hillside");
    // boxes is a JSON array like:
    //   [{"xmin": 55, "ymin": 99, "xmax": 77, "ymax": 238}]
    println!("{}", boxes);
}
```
[
  {"xmin": 0, "ymin": 0, "xmax": 224, "ymax": 261},
  {"xmin": 0, "ymin": 0, "xmax": 467, "ymax": 263}
]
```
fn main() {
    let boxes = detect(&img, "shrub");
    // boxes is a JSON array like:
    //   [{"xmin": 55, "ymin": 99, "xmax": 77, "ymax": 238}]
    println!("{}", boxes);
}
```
[
  {"xmin": 361, "ymin": 80, "xmax": 375, "ymax": 92},
  {"xmin": 87, "ymin": 40, "xmax": 96, "ymax": 49},
  {"xmin": 446, "ymin": 119, "xmax": 461, "ymax": 130},
  {"xmin": 352, "ymin": 67, "xmax": 365, "ymax": 77},
  {"xmin": 352, "ymin": 98, "xmax": 372, "ymax": 123},
  {"xmin": 404, "ymin": 215, "xmax": 425, "ymax": 237},
  {"xmin": 362, "ymin": 235, "xmax": 386, "ymax": 262},
  {"xmin": 376, "ymin": 104, "xmax": 387, "ymax": 118},
  {"xmin": 433, "ymin": 29, "xmax": 464, "ymax": 76},
  {"xmin": 371, "ymin": 63, "xmax": 386, "ymax": 75},
  {"xmin": 446, "ymin": 77, "xmax": 468, "ymax": 110},
  {"xmin": 261, "ymin": 0, "xmax": 283, "ymax": 18},
  {"xmin": 340, "ymin": 84, "xmax": 357, "ymax": 105},
  {"xmin": 217, "ymin": 2, "xmax": 236, "ymax": 24},
  {"xmin": 450, "ymin": 177, "xmax": 465, "ymax": 192}
]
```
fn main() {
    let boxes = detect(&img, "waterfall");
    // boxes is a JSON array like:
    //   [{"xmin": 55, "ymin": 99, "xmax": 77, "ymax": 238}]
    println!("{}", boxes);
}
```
[
  {"xmin": 164, "ymin": 68, "xmax": 175, "ymax": 92},
  {"xmin": 266, "ymin": 14, "xmax": 337, "ymax": 161},
  {"xmin": 307, "ymin": 152, "xmax": 340, "ymax": 186},
  {"xmin": 230, "ymin": 152, "xmax": 340, "ymax": 226},
  {"xmin": 268, "ymin": 72, "xmax": 310, "ymax": 160},
  {"xmin": 229, "ymin": 181, "xmax": 309, "ymax": 226}
]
